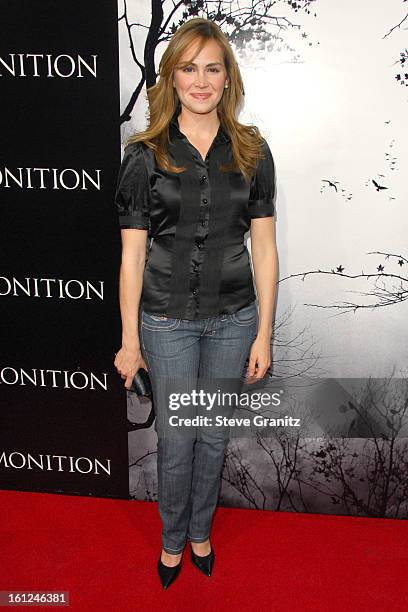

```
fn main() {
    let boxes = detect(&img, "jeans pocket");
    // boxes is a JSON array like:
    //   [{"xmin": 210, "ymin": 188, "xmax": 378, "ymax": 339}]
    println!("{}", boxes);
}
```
[
  {"xmin": 230, "ymin": 302, "xmax": 258, "ymax": 326},
  {"xmin": 141, "ymin": 310, "xmax": 181, "ymax": 331}
]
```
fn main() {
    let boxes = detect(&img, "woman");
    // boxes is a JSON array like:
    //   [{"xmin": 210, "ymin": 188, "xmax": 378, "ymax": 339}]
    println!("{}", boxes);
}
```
[{"xmin": 114, "ymin": 17, "xmax": 278, "ymax": 589}]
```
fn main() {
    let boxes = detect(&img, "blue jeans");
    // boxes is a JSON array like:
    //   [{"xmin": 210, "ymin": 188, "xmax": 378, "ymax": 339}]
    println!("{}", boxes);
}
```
[{"xmin": 140, "ymin": 301, "xmax": 258, "ymax": 554}]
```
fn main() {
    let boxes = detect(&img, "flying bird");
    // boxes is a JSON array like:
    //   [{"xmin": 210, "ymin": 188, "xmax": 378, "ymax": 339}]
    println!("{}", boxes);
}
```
[
  {"xmin": 372, "ymin": 179, "xmax": 388, "ymax": 191},
  {"xmin": 322, "ymin": 179, "xmax": 339, "ymax": 192}
]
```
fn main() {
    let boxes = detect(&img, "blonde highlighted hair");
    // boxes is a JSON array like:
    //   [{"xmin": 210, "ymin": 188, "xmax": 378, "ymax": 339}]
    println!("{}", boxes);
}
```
[{"xmin": 126, "ymin": 17, "xmax": 265, "ymax": 183}]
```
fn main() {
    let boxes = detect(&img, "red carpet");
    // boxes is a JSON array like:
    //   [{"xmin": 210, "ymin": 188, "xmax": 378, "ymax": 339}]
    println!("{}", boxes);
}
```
[{"xmin": 1, "ymin": 490, "xmax": 407, "ymax": 611}]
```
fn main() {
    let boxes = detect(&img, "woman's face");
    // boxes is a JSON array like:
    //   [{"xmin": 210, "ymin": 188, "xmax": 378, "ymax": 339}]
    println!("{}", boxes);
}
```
[{"xmin": 173, "ymin": 38, "xmax": 228, "ymax": 117}]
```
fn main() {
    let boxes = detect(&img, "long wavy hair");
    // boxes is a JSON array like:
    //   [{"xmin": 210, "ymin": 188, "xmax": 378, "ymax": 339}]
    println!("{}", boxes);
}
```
[{"xmin": 126, "ymin": 17, "xmax": 266, "ymax": 183}]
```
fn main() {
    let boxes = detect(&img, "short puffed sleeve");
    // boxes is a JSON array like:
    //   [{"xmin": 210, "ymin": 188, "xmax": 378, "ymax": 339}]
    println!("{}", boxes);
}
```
[
  {"xmin": 248, "ymin": 139, "xmax": 276, "ymax": 219},
  {"xmin": 114, "ymin": 142, "xmax": 150, "ymax": 230}
]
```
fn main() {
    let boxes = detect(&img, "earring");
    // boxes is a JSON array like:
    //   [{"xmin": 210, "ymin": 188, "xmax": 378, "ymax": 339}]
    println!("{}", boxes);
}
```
[{"xmin": 225, "ymin": 83, "xmax": 228, "ymax": 88}]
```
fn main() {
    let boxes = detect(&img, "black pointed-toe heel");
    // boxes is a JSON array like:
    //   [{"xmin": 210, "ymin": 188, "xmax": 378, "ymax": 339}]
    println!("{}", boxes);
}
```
[
  {"xmin": 157, "ymin": 553, "xmax": 182, "ymax": 590},
  {"xmin": 190, "ymin": 544, "xmax": 215, "ymax": 577}
]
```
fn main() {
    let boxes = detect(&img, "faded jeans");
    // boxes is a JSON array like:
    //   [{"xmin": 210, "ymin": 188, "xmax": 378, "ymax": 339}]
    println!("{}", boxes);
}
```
[{"xmin": 140, "ymin": 301, "xmax": 258, "ymax": 554}]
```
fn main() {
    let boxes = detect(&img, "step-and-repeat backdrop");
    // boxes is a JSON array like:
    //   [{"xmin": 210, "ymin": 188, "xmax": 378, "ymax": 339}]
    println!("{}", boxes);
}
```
[
  {"xmin": 2, "ymin": 1, "xmax": 407, "ymax": 519},
  {"xmin": 0, "ymin": 1, "xmax": 128, "ymax": 498}
]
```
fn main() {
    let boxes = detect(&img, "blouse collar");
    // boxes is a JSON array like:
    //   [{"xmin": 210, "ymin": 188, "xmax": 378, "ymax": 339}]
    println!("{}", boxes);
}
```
[{"xmin": 169, "ymin": 108, "xmax": 230, "ymax": 146}]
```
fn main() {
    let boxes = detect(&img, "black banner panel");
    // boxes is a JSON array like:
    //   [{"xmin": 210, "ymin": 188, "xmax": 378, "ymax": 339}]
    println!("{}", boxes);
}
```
[{"xmin": 0, "ymin": 1, "xmax": 128, "ymax": 498}]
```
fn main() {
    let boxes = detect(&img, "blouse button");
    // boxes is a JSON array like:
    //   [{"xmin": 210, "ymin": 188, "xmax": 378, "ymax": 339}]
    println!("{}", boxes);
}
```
[
  {"xmin": 200, "ymin": 175, "xmax": 207, "ymax": 183},
  {"xmin": 192, "ymin": 289, "xmax": 198, "ymax": 295},
  {"xmin": 203, "ymin": 198, "xmax": 208, "ymax": 204},
  {"xmin": 201, "ymin": 220, "xmax": 206, "ymax": 226}
]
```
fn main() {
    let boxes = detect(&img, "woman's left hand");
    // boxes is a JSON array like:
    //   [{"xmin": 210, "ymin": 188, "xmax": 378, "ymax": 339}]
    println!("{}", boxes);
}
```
[{"xmin": 246, "ymin": 335, "xmax": 271, "ymax": 383}]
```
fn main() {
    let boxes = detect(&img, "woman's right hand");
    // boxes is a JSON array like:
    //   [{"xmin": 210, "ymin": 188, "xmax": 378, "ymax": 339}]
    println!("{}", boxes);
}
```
[{"xmin": 114, "ymin": 345, "xmax": 149, "ymax": 390}]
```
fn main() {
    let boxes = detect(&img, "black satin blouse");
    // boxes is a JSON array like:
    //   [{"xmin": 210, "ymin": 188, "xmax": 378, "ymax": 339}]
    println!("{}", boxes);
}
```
[{"xmin": 114, "ymin": 111, "xmax": 276, "ymax": 320}]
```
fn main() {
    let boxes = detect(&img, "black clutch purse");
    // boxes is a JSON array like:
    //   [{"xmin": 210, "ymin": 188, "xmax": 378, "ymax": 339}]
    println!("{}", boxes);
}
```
[{"xmin": 128, "ymin": 367, "xmax": 152, "ymax": 397}]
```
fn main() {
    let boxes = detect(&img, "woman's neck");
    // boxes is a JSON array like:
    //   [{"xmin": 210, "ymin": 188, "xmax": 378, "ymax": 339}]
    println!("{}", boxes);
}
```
[{"xmin": 177, "ymin": 106, "xmax": 220, "ymax": 140}]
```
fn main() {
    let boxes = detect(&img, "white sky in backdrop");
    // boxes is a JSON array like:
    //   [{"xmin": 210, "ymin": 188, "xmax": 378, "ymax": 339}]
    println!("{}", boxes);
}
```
[{"xmin": 117, "ymin": 0, "xmax": 408, "ymax": 378}]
